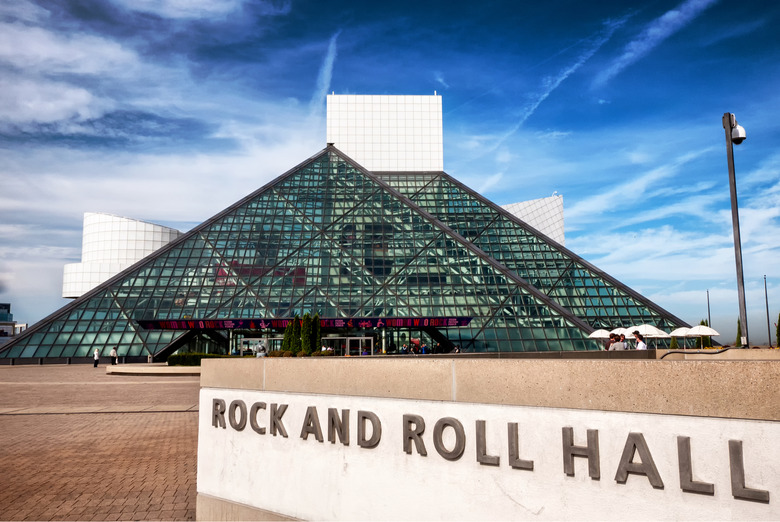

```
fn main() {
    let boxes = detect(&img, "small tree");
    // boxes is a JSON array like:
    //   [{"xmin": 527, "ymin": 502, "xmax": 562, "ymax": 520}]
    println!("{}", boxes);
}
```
[
  {"xmin": 695, "ymin": 319, "xmax": 707, "ymax": 348},
  {"xmin": 775, "ymin": 313, "xmax": 779, "ymax": 348},
  {"xmin": 281, "ymin": 319, "xmax": 294, "ymax": 353},
  {"xmin": 735, "ymin": 318, "xmax": 742, "ymax": 347},
  {"xmin": 670, "ymin": 336, "xmax": 679, "ymax": 350},
  {"xmin": 301, "ymin": 313, "xmax": 312, "ymax": 355},
  {"xmin": 292, "ymin": 314, "xmax": 302, "ymax": 354},
  {"xmin": 312, "ymin": 312, "xmax": 321, "ymax": 354}
]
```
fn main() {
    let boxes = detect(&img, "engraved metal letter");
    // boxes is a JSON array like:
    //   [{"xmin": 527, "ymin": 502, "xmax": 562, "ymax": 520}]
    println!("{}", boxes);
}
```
[
  {"xmin": 357, "ymin": 411, "xmax": 382, "ymax": 448},
  {"xmin": 677, "ymin": 436, "xmax": 714, "ymax": 495},
  {"xmin": 403, "ymin": 414, "xmax": 427, "ymax": 456},
  {"xmin": 433, "ymin": 417, "xmax": 465, "ymax": 461},
  {"xmin": 476, "ymin": 420, "xmax": 499, "ymax": 466},
  {"xmin": 212, "ymin": 398, "xmax": 226, "ymax": 429},
  {"xmin": 614, "ymin": 432, "xmax": 664, "ymax": 489},
  {"xmin": 228, "ymin": 400, "xmax": 247, "ymax": 431},
  {"xmin": 270, "ymin": 403, "xmax": 288, "ymax": 438},
  {"xmin": 328, "ymin": 408, "xmax": 350, "ymax": 445},
  {"xmin": 562, "ymin": 427, "xmax": 600, "ymax": 479},
  {"xmin": 729, "ymin": 440, "xmax": 770, "ymax": 503},
  {"xmin": 300, "ymin": 406, "xmax": 324, "ymax": 442},
  {"xmin": 508, "ymin": 422, "xmax": 534, "ymax": 471},
  {"xmin": 249, "ymin": 402, "xmax": 266, "ymax": 435}
]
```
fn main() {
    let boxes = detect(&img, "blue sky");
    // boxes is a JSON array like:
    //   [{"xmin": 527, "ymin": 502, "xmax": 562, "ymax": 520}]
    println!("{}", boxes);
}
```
[{"xmin": 1, "ymin": 0, "xmax": 778, "ymax": 343}]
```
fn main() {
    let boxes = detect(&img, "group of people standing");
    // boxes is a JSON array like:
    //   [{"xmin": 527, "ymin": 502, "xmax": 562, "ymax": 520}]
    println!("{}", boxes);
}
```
[
  {"xmin": 92, "ymin": 347, "xmax": 119, "ymax": 367},
  {"xmin": 604, "ymin": 331, "xmax": 647, "ymax": 351},
  {"xmin": 399, "ymin": 342, "xmax": 457, "ymax": 355}
]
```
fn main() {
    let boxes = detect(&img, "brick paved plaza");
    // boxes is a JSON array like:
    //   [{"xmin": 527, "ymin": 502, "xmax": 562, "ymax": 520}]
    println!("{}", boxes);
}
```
[{"xmin": 0, "ymin": 364, "xmax": 200, "ymax": 521}]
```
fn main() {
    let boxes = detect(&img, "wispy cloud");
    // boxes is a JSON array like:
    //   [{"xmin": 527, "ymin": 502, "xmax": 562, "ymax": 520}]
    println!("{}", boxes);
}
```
[
  {"xmin": 0, "ymin": 0, "xmax": 49, "ymax": 23},
  {"xmin": 109, "ymin": 0, "xmax": 287, "ymax": 20},
  {"xmin": 434, "ymin": 72, "xmax": 449, "ymax": 89},
  {"xmin": 309, "ymin": 31, "xmax": 341, "ymax": 119},
  {"xmin": 593, "ymin": 0, "xmax": 719, "ymax": 88},
  {"xmin": 476, "ymin": 172, "xmax": 504, "ymax": 193},
  {"xmin": 0, "ymin": 22, "xmax": 139, "ymax": 75},
  {"xmin": 699, "ymin": 17, "xmax": 766, "ymax": 47},
  {"xmin": 0, "ymin": 74, "xmax": 112, "ymax": 126},
  {"xmin": 566, "ymin": 148, "xmax": 712, "ymax": 225},
  {"xmin": 490, "ymin": 17, "xmax": 627, "ymax": 151}
]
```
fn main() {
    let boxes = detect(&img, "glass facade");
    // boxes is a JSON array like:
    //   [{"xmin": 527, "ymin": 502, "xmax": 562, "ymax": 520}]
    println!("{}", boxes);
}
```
[
  {"xmin": 0, "ymin": 147, "xmax": 687, "ymax": 360},
  {"xmin": 375, "ymin": 172, "xmax": 682, "ymax": 332}
]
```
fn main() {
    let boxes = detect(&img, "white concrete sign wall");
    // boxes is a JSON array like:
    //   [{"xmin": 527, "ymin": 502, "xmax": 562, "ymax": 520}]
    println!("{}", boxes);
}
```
[{"xmin": 198, "ymin": 388, "xmax": 778, "ymax": 520}]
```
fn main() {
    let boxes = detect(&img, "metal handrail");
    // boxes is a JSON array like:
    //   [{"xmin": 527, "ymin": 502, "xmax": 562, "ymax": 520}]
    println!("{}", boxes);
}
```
[{"xmin": 660, "ymin": 347, "xmax": 736, "ymax": 359}]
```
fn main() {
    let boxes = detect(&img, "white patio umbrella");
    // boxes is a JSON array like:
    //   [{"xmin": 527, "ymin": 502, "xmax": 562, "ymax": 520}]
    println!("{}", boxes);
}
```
[
  {"xmin": 669, "ymin": 327, "xmax": 691, "ymax": 337},
  {"xmin": 587, "ymin": 329, "xmax": 611, "ymax": 339},
  {"xmin": 628, "ymin": 324, "xmax": 669, "ymax": 338},
  {"xmin": 626, "ymin": 324, "xmax": 669, "ymax": 348},
  {"xmin": 669, "ymin": 327, "xmax": 691, "ymax": 349},
  {"xmin": 685, "ymin": 325, "xmax": 719, "ymax": 349},
  {"xmin": 686, "ymin": 325, "xmax": 720, "ymax": 337},
  {"xmin": 610, "ymin": 327, "xmax": 630, "ymax": 336}
]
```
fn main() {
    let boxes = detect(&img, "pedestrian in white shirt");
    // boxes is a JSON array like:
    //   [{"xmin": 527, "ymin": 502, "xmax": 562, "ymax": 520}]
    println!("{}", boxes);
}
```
[{"xmin": 633, "ymin": 331, "xmax": 647, "ymax": 350}]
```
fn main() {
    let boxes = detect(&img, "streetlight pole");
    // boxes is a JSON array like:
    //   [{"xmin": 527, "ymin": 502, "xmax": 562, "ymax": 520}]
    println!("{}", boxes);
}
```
[{"xmin": 722, "ymin": 112, "xmax": 749, "ymax": 347}]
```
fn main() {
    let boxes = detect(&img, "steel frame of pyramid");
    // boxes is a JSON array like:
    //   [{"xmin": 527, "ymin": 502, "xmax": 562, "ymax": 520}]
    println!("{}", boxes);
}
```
[{"xmin": 0, "ymin": 146, "xmax": 688, "ymax": 362}]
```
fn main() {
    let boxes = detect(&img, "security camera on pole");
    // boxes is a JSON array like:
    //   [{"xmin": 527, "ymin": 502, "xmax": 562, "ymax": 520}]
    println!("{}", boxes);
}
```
[{"xmin": 722, "ymin": 112, "xmax": 749, "ymax": 347}]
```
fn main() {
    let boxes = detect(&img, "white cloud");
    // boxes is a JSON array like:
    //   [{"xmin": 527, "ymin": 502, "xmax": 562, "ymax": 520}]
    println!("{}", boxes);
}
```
[
  {"xmin": 0, "ymin": 0, "xmax": 49, "ymax": 23},
  {"xmin": 494, "ymin": 147, "xmax": 513, "ymax": 165},
  {"xmin": 741, "ymin": 152, "xmax": 780, "ymax": 187},
  {"xmin": 434, "ymin": 72, "xmax": 449, "ymax": 89},
  {"xmin": 309, "ymin": 31, "xmax": 340, "ymax": 119},
  {"xmin": 110, "ymin": 0, "xmax": 292, "ymax": 19},
  {"xmin": 534, "ymin": 130, "xmax": 571, "ymax": 141},
  {"xmin": 476, "ymin": 172, "xmax": 505, "ymax": 195},
  {"xmin": 593, "ymin": 0, "xmax": 719, "ymax": 87},
  {"xmin": 490, "ymin": 18, "xmax": 626, "ymax": 151},
  {"xmin": 111, "ymin": 0, "xmax": 242, "ymax": 19},
  {"xmin": 566, "ymin": 164, "xmax": 676, "ymax": 223},
  {"xmin": 0, "ymin": 22, "xmax": 139, "ymax": 76},
  {"xmin": 0, "ymin": 74, "xmax": 113, "ymax": 125},
  {"xmin": 626, "ymin": 149, "xmax": 652, "ymax": 164},
  {"xmin": 565, "ymin": 147, "xmax": 713, "ymax": 226}
]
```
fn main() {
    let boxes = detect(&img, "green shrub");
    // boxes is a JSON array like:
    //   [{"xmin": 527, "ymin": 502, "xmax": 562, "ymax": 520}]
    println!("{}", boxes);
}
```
[
  {"xmin": 310, "ymin": 350, "xmax": 322, "ymax": 357},
  {"xmin": 281, "ymin": 321, "xmax": 291, "ymax": 352},
  {"xmin": 296, "ymin": 350, "xmax": 309, "ymax": 357},
  {"xmin": 292, "ymin": 315, "xmax": 302, "ymax": 354},
  {"xmin": 281, "ymin": 350, "xmax": 294, "ymax": 358},
  {"xmin": 301, "ymin": 313, "xmax": 312, "ymax": 355},
  {"xmin": 312, "ymin": 313, "xmax": 321, "ymax": 353},
  {"xmin": 735, "ymin": 318, "xmax": 742, "ymax": 347}
]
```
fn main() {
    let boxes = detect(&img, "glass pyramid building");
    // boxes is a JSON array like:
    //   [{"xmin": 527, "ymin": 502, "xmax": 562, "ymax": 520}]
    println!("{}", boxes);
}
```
[{"xmin": 0, "ymin": 146, "xmax": 688, "ymax": 362}]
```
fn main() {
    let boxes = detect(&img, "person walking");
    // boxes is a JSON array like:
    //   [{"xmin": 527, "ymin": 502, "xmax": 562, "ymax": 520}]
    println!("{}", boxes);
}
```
[
  {"xmin": 93, "ymin": 348, "xmax": 100, "ymax": 368},
  {"xmin": 109, "ymin": 346, "xmax": 118, "ymax": 365}
]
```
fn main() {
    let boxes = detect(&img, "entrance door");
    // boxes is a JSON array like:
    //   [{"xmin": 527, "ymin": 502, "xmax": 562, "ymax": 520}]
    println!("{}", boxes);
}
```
[{"xmin": 347, "ymin": 337, "xmax": 373, "ymax": 356}]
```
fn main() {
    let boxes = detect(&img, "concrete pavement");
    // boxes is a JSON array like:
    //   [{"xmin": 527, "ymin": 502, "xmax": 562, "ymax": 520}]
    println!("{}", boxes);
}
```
[{"xmin": 0, "ymin": 364, "xmax": 200, "ymax": 521}]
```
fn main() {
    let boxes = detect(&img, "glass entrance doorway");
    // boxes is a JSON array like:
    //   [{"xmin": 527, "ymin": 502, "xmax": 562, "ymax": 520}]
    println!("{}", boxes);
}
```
[{"xmin": 322, "ymin": 336, "xmax": 374, "ymax": 356}]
